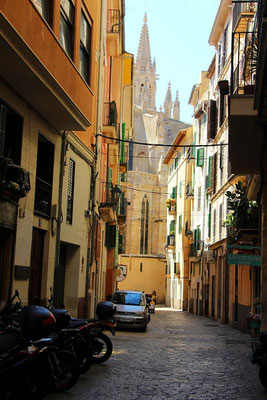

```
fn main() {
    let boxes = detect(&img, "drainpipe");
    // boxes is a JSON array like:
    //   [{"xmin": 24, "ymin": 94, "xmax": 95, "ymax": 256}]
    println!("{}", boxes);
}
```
[{"xmin": 53, "ymin": 130, "xmax": 67, "ymax": 306}]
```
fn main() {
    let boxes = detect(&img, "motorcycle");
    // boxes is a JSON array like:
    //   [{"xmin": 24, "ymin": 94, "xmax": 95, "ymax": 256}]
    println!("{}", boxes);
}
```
[
  {"xmin": 48, "ymin": 288, "xmax": 116, "ymax": 364},
  {"xmin": 0, "ymin": 292, "xmax": 80, "ymax": 398},
  {"xmin": 250, "ymin": 330, "xmax": 267, "ymax": 388}
]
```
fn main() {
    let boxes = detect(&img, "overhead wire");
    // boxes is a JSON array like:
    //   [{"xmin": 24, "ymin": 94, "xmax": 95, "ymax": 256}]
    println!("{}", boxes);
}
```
[{"xmin": 96, "ymin": 133, "xmax": 228, "ymax": 148}]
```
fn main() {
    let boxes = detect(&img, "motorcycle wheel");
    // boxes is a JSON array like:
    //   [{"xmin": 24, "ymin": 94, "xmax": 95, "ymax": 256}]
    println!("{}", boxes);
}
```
[
  {"xmin": 147, "ymin": 314, "xmax": 151, "ymax": 323},
  {"xmin": 51, "ymin": 349, "xmax": 80, "ymax": 392},
  {"xmin": 259, "ymin": 367, "xmax": 267, "ymax": 389},
  {"xmin": 73, "ymin": 341, "xmax": 93, "ymax": 375},
  {"xmin": 91, "ymin": 333, "xmax": 113, "ymax": 364}
]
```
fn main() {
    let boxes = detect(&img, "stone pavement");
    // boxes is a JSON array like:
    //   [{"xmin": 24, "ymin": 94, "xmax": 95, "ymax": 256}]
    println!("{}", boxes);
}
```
[{"xmin": 45, "ymin": 308, "xmax": 267, "ymax": 400}]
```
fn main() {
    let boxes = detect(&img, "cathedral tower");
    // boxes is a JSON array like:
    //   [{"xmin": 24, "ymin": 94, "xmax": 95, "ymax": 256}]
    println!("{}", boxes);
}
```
[
  {"xmin": 134, "ymin": 14, "xmax": 158, "ymax": 110},
  {"xmin": 164, "ymin": 82, "xmax": 172, "ymax": 118}
]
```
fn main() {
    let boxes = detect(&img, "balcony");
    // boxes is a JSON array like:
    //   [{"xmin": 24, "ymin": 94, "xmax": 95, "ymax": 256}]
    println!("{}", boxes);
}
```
[
  {"xmin": 0, "ymin": 5, "xmax": 90, "ymax": 130},
  {"xmin": 229, "ymin": 23, "xmax": 262, "ymax": 175},
  {"xmin": 102, "ymin": 101, "xmax": 118, "ymax": 139},
  {"xmin": 232, "ymin": 1, "xmax": 256, "ymax": 33},
  {"xmin": 186, "ymin": 183, "xmax": 194, "ymax": 199},
  {"xmin": 166, "ymin": 199, "xmax": 176, "ymax": 215},
  {"xmin": 189, "ymin": 243, "xmax": 197, "ymax": 257},
  {"xmin": 1, "ymin": 159, "xmax": 31, "ymax": 202},
  {"xmin": 107, "ymin": 9, "xmax": 121, "ymax": 57},
  {"xmin": 231, "ymin": 30, "xmax": 258, "ymax": 95}
]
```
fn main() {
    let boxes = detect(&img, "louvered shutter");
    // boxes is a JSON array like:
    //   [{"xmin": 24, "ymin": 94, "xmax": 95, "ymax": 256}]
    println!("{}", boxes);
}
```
[
  {"xmin": 67, "ymin": 158, "xmax": 75, "ymax": 224},
  {"xmin": 207, "ymin": 100, "xmax": 217, "ymax": 140},
  {"xmin": 196, "ymin": 148, "xmax": 204, "ymax": 167}
]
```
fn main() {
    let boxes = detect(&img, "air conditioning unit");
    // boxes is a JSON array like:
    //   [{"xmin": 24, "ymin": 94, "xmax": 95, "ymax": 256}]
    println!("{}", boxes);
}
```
[{"xmin": 204, "ymin": 250, "xmax": 214, "ymax": 262}]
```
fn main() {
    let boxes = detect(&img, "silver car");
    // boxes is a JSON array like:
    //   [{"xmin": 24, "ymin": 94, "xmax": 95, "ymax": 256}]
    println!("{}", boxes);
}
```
[{"xmin": 111, "ymin": 290, "xmax": 148, "ymax": 332}]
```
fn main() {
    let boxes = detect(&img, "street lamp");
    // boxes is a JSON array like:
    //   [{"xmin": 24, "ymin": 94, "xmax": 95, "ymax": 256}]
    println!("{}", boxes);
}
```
[{"xmin": 111, "ymin": 184, "xmax": 122, "ymax": 205}]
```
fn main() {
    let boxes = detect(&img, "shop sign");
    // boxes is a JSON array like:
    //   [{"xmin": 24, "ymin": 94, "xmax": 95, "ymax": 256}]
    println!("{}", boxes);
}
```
[{"xmin": 227, "ymin": 253, "xmax": 261, "ymax": 266}]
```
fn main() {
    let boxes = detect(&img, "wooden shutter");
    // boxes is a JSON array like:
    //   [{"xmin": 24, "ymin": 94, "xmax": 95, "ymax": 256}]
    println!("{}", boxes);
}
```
[
  {"xmin": 108, "ymin": 167, "xmax": 113, "ymax": 190},
  {"xmin": 66, "ymin": 158, "xmax": 75, "ymax": 224},
  {"xmin": 207, "ymin": 100, "xmax": 217, "ymax": 140},
  {"xmin": 105, "ymin": 223, "xmax": 116, "ymax": 248},
  {"xmin": 170, "ymin": 220, "xmax": 175, "ymax": 234},
  {"xmin": 196, "ymin": 148, "xmax": 204, "ymax": 167}
]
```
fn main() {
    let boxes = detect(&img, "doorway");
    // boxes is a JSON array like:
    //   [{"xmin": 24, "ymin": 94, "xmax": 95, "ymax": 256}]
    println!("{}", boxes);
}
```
[{"xmin": 29, "ymin": 228, "xmax": 45, "ymax": 305}]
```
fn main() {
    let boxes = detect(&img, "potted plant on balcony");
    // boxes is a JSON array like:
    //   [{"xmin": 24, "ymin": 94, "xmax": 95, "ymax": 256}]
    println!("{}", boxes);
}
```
[{"xmin": 166, "ymin": 199, "xmax": 176, "ymax": 211}]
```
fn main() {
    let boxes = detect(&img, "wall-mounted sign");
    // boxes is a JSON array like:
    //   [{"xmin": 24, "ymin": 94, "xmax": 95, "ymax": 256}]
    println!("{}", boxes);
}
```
[
  {"xmin": 227, "ymin": 253, "xmax": 261, "ymax": 267},
  {"xmin": 116, "ymin": 264, "xmax": 127, "ymax": 282}
]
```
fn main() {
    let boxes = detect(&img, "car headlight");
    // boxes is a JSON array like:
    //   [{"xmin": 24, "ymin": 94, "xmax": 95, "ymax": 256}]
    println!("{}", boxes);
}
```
[{"xmin": 135, "ymin": 312, "xmax": 145, "ymax": 317}]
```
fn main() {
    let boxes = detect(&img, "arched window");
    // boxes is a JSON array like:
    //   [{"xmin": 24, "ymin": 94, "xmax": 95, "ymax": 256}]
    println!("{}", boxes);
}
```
[{"xmin": 140, "ymin": 195, "xmax": 149, "ymax": 254}]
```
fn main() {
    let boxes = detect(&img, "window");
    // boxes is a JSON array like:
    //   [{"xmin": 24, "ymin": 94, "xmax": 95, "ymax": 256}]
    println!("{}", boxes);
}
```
[
  {"xmin": 140, "ymin": 195, "xmax": 149, "ymax": 254},
  {"xmin": 60, "ymin": 0, "xmax": 75, "ymax": 59},
  {"xmin": 66, "ymin": 158, "xmax": 75, "ymax": 224},
  {"xmin": 32, "ymin": 0, "xmax": 53, "ymax": 26},
  {"xmin": 0, "ymin": 102, "xmax": 22, "ymax": 180},
  {"xmin": 79, "ymin": 11, "xmax": 91, "ymax": 83},
  {"xmin": 34, "ymin": 134, "xmax": 54, "ymax": 217}
]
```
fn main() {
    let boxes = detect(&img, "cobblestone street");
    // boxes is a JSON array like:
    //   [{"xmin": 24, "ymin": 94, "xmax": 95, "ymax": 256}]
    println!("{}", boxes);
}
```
[{"xmin": 46, "ymin": 308, "xmax": 267, "ymax": 400}]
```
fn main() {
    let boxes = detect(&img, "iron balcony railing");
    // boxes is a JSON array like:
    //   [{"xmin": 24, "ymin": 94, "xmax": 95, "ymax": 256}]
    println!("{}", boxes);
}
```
[
  {"xmin": 232, "ymin": 1, "xmax": 257, "ymax": 32},
  {"xmin": 103, "ymin": 101, "xmax": 117, "ymax": 127},
  {"xmin": 107, "ymin": 9, "xmax": 120, "ymax": 33},
  {"xmin": 231, "ymin": 30, "xmax": 258, "ymax": 94}
]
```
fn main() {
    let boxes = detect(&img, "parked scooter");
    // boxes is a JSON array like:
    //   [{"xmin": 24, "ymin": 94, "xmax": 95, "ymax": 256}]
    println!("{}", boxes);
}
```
[
  {"xmin": 250, "ymin": 330, "xmax": 267, "ymax": 388},
  {"xmin": 0, "ymin": 292, "xmax": 80, "ymax": 398},
  {"xmin": 47, "ymin": 288, "xmax": 116, "ymax": 364}
]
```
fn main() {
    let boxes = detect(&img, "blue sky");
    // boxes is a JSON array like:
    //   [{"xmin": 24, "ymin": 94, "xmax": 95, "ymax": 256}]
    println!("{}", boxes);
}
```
[{"xmin": 125, "ymin": 0, "xmax": 221, "ymax": 124}]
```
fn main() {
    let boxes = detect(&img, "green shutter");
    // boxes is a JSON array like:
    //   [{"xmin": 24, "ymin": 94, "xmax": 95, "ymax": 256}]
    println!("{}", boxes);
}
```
[
  {"xmin": 196, "ymin": 228, "xmax": 201, "ymax": 250},
  {"xmin": 108, "ymin": 167, "xmax": 113, "ymax": 190},
  {"xmin": 197, "ymin": 148, "xmax": 204, "ymax": 167},
  {"xmin": 170, "ymin": 220, "xmax": 175, "ymax": 234},
  {"xmin": 179, "ymin": 215, "xmax": 182, "ymax": 234}
]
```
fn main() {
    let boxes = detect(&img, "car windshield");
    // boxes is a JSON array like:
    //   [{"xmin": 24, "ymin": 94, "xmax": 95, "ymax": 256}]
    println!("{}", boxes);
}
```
[{"xmin": 112, "ymin": 292, "xmax": 145, "ymax": 306}]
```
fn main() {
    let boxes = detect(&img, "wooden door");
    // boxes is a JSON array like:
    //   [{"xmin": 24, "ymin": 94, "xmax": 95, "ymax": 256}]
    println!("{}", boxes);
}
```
[{"xmin": 29, "ymin": 228, "xmax": 44, "ymax": 305}]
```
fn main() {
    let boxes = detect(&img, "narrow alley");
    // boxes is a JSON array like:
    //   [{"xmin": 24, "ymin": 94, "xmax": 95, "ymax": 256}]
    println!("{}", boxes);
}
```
[{"xmin": 46, "ymin": 308, "xmax": 266, "ymax": 400}]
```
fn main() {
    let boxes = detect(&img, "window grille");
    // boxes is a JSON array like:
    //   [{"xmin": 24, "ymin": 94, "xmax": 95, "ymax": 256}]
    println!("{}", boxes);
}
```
[{"xmin": 66, "ymin": 158, "xmax": 75, "ymax": 224}]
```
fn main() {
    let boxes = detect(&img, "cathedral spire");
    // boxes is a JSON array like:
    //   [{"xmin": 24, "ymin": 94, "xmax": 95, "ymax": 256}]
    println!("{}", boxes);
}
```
[
  {"xmin": 173, "ymin": 90, "xmax": 180, "ymax": 120},
  {"xmin": 164, "ymin": 82, "xmax": 172, "ymax": 118},
  {"xmin": 135, "ymin": 13, "xmax": 152, "ymax": 73},
  {"xmin": 134, "ymin": 14, "xmax": 157, "ymax": 110}
]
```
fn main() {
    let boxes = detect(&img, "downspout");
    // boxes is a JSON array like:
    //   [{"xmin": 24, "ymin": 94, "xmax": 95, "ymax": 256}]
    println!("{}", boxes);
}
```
[
  {"xmin": 85, "ymin": 0, "xmax": 106, "ymax": 317},
  {"xmin": 53, "ymin": 130, "xmax": 67, "ymax": 306}
]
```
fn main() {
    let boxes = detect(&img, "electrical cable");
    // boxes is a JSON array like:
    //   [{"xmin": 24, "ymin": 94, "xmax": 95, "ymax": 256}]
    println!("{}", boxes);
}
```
[{"xmin": 96, "ymin": 133, "xmax": 228, "ymax": 148}]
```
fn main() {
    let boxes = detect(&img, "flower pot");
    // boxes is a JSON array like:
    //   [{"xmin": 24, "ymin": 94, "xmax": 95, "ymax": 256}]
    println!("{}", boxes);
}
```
[{"xmin": 249, "ymin": 319, "xmax": 261, "ymax": 329}]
